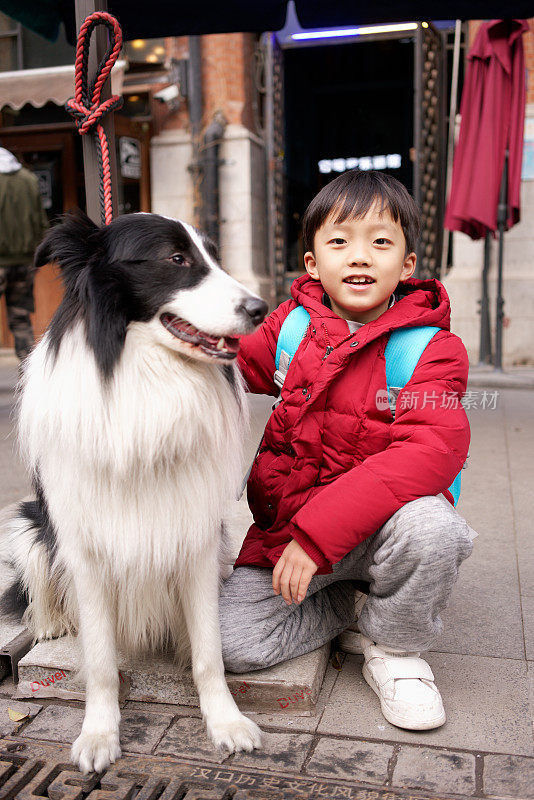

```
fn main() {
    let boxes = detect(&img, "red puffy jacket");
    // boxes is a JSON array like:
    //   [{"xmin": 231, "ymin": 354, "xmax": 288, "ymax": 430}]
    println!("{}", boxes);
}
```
[{"xmin": 234, "ymin": 274, "xmax": 470, "ymax": 575}]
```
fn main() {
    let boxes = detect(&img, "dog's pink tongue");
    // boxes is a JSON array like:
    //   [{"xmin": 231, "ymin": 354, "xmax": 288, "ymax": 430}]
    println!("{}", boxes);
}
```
[
  {"xmin": 175, "ymin": 319, "xmax": 241, "ymax": 352},
  {"xmin": 224, "ymin": 336, "xmax": 240, "ymax": 354}
]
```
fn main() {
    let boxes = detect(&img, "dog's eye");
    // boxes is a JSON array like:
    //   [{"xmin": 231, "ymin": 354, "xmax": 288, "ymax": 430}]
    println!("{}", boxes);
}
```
[{"xmin": 169, "ymin": 253, "xmax": 187, "ymax": 266}]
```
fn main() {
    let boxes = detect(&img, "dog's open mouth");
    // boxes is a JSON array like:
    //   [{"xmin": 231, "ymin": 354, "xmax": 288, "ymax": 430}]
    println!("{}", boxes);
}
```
[{"xmin": 160, "ymin": 313, "xmax": 240, "ymax": 360}]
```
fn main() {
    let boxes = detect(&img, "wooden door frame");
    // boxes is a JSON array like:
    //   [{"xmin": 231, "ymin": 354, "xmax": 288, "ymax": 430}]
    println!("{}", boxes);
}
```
[{"xmin": 0, "ymin": 127, "xmax": 78, "ymax": 209}]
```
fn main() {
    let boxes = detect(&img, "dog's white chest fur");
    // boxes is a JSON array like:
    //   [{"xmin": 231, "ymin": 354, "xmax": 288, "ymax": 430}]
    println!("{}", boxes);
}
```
[{"xmin": 19, "ymin": 320, "xmax": 246, "ymax": 575}]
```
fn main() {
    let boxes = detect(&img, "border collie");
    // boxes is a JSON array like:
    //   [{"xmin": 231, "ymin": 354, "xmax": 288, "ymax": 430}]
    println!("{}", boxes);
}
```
[{"xmin": 0, "ymin": 211, "xmax": 267, "ymax": 773}]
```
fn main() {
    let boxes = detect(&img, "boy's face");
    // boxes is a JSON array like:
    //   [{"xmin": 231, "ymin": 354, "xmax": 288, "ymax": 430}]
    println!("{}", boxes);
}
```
[{"xmin": 304, "ymin": 202, "xmax": 416, "ymax": 324}]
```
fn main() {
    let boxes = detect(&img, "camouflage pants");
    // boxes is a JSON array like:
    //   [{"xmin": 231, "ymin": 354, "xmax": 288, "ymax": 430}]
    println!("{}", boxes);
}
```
[{"xmin": 0, "ymin": 263, "xmax": 35, "ymax": 360}]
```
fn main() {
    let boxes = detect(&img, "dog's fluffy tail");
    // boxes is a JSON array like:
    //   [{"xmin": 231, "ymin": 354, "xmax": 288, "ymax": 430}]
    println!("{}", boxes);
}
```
[
  {"xmin": 0, "ymin": 500, "xmax": 28, "ymax": 622},
  {"xmin": 0, "ymin": 575, "xmax": 28, "ymax": 622},
  {"xmin": 0, "ymin": 498, "xmax": 74, "ymax": 640}
]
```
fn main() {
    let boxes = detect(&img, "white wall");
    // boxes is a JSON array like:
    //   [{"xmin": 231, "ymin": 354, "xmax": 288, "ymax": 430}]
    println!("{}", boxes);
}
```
[
  {"xmin": 219, "ymin": 125, "xmax": 273, "ymax": 305},
  {"xmin": 150, "ymin": 129, "xmax": 195, "ymax": 223}
]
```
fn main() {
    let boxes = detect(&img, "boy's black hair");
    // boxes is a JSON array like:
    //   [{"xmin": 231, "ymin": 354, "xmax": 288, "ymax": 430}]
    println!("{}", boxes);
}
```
[{"xmin": 302, "ymin": 169, "xmax": 421, "ymax": 255}]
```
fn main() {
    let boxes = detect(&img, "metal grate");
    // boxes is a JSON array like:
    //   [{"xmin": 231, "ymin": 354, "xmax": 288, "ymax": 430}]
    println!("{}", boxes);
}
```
[{"xmin": 0, "ymin": 739, "xmax": 452, "ymax": 800}]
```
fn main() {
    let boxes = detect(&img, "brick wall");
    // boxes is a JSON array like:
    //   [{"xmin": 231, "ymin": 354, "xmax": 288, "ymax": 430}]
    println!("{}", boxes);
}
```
[
  {"xmin": 202, "ymin": 33, "xmax": 256, "ymax": 131},
  {"xmin": 159, "ymin": 33, "xmax": 258, "ymax": 135}
]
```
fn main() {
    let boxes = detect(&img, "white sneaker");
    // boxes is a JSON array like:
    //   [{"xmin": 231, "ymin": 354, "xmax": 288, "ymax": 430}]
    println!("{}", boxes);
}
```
[
  {"xmin": 360, "ymin": 634, "xmax": 446, "ymax": 730},
  {"xmin": 336, "ymin": 590, "xmax": 367, "ymax": 655}
]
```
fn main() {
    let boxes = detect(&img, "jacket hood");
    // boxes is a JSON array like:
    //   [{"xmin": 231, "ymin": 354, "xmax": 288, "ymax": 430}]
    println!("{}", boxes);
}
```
[
  {"xmin": 0, "ymin": 148, "xmax": 22, "ymax": 175},
  {"xmin": 290, "ymin": 274, "xmax": 451, "ymax": 344}
]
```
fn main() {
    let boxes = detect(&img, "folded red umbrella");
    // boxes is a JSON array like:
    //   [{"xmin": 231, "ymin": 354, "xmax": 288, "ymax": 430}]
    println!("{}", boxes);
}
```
[{"xmin": 444, "ymin": 19, "xmax": 529, "ymax": 240}]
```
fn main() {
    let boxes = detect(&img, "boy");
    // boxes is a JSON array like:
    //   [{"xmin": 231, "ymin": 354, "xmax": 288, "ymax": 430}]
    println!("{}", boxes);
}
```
[{"xmin": 219, "ymin": 170, "xmax": 475, "ymax": 730}]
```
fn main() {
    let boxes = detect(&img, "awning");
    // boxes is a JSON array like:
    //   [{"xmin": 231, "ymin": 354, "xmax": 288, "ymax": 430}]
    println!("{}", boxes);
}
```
[
  {"xmin": 0, "ymin": 0, "xmax": 533, "ymax": 42},
  {"xmin": 0, "ymin": 59, "xmax": 126, "ymax": 110}
]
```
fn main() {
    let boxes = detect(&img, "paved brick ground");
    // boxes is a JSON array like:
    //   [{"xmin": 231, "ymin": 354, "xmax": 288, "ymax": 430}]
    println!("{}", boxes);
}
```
[{"xmin": 0, "ymin": 687, "xmax": 532, "ymax": 798}]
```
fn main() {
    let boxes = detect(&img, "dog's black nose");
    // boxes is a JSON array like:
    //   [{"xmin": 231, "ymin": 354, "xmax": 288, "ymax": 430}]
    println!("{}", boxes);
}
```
[{"xmin": 238, "ymin": 297, "xmax": 268, "ymax": 326}]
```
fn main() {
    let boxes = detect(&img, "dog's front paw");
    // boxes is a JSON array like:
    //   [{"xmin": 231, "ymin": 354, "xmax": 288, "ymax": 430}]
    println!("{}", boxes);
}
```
[
  {"xmin": 207, "ymin": 713, "xmax": 262, "ymax": 753},
  {"xmin": 71, "ymin": 730, "xmax": 121, "ymax": 774},
  {"xmin": 34, "ymin": 623, "xmax": 69, "ymax": 641}
]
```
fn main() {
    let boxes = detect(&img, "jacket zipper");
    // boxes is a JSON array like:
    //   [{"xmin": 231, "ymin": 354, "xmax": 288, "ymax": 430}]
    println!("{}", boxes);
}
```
[{"xmin": 321, "ymin": 323, "xmax": 333, "ymax": 360}]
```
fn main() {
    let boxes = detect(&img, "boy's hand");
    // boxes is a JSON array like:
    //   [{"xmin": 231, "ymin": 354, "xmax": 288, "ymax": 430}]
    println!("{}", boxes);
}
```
[{"xmin": 273, "ymin": 539, "xmax": 318, "ymax": 605}]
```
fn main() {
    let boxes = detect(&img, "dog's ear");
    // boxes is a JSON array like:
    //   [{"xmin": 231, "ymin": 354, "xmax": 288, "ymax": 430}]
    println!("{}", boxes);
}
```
[
  {"xmin": 85, "ymin": 274, "xmax": 130, "ymax": 379},
  {"xmin": 34, "ymin": 210, "xmax": 100, "ymax": 283}
]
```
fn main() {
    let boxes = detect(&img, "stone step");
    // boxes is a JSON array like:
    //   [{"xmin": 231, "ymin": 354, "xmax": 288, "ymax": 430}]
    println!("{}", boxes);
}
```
[
  {"xmin": 1, "ymin": 500, "xmax": 330, "ymax": 716},
  {"xmin": 0, "ymin": 545, "xmax": 34, "ymax": 680},
  {"xmin": 16, "ymin": 635, "xmax": 330, "ymax": 715}
]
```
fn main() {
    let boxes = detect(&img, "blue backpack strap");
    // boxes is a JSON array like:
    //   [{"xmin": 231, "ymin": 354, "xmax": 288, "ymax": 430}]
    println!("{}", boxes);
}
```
[
  {"xmin": 274, "ymin": 306, "xmax": 310, "ymax": 389},
  {"xmin": 447, "ymin": 471, "xmax": 462, "ymax": 507},
  {"xmin": 384, "ymin": 325, "xmax": 462, "ymax": 506},
  {"xmin": 385, "ymin": 326, "xmax": 441, "ymax": 396}
]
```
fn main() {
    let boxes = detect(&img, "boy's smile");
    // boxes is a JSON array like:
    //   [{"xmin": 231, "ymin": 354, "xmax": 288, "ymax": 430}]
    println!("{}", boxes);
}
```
[{"xmin": 304, "ymin": 202, "xmax": 416, "ymax": 324}]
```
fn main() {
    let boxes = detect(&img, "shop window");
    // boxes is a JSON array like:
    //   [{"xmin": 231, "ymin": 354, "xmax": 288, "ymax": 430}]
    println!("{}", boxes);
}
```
[{"xmin": 124, "ymin": 38, "xmax": 167, "ymax": 66}]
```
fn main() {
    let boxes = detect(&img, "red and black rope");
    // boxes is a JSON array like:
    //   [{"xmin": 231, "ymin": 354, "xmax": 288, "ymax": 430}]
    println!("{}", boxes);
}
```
[{"xmin": 65, "ymin": 12, "xmax": 123, "ymax": 226}]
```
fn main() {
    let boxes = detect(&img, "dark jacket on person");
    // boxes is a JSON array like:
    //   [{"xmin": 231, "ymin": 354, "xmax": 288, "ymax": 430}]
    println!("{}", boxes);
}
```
[{"xmin": 0, "ymin": 149, "xmax": 48, "ymax": 267}]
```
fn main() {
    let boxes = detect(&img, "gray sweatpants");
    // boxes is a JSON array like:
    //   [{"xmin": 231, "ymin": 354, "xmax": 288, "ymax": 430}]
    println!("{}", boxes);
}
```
[{"xmin": 219, "ymin": 494, "xmax": 475, "ymax": 673}]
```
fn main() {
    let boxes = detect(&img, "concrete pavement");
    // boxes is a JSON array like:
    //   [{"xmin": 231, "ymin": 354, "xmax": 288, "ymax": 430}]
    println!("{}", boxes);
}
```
[{"xmin": 0, "ymin": 351, "xmax": 532, "ymax": 799}]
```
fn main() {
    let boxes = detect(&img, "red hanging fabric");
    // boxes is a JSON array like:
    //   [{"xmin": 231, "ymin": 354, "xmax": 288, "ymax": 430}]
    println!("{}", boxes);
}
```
[{"xmin": 444, "ymin": 19, "xmax": 529, "ymax": 240}]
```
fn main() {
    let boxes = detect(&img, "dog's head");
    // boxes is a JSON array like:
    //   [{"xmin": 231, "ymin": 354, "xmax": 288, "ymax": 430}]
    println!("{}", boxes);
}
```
[{"xmin": 36, "ymin": 211, "xmax": 268, "ymax": 375}]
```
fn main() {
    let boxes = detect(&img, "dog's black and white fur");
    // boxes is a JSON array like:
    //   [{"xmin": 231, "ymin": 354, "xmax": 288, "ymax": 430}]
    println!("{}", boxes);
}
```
[{"xmin": 0, "ymin": 211, "xmax": 267, "ymax": 773}]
